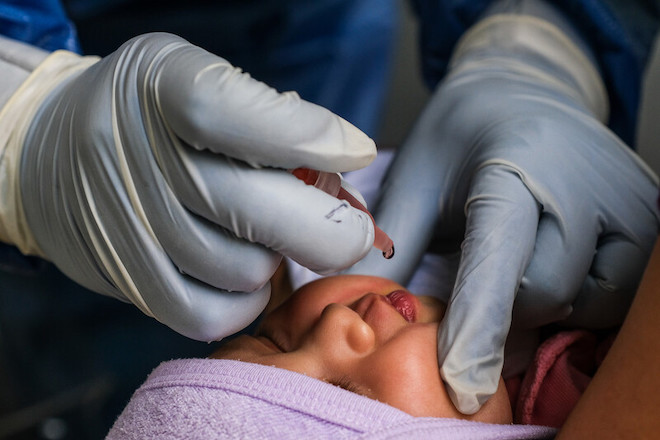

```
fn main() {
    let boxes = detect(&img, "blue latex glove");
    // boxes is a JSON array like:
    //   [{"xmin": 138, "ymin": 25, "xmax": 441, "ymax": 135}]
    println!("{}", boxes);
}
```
[
  {"xmin": 348, "ymin": 8, "xmax": 660, "ymax": 413},
  {"xmin": 0, "ymin": 33, "xmax": 376, "ymax": 341}
]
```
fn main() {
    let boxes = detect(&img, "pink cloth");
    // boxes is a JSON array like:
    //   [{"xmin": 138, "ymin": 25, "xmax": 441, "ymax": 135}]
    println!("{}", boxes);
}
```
[{"xmin": 509, "ymin": 329, "xmax": 615, "ymax": 428}]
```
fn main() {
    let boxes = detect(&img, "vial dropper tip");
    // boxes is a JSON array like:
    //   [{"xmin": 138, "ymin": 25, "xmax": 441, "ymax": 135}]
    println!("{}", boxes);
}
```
[{"xmin": 382, "ymin": 245, "xmax": 395, "ymax": 259}]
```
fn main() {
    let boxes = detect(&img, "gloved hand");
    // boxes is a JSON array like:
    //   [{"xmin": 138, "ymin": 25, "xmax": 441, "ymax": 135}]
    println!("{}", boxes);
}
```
[
  {"xmin": 348, "ymin": 8, "xmax": 660, "ymax": 413},
  {"xmin": 0, "ymin": 33, "xmax": 376, "ymax": 341}
]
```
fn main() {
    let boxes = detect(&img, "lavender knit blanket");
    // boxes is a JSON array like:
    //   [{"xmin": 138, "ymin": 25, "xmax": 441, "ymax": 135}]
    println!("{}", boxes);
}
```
[{"xmin": 107, "ymin": 359, "xmax": 556, "ymax": 439}]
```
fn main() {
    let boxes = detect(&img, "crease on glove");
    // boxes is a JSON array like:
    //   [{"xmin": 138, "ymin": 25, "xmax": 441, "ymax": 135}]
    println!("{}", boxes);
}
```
[{"xmin": 0, "ymin": 50, "xmax": 99, "ymax": 256}]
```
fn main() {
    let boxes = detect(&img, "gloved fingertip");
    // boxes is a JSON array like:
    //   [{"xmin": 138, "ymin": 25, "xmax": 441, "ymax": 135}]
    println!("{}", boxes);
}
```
[
  {"xmin": 441, "ymin": 364, "xmax": 501, "ymax": 415},
  {"xmin": 308, "ymin": 213, "xmax": 375, "ymax": 275},
  {"xmin": 161, "ymin": 282, "xmax": 272, "ymax": 343},
  {"xmin": 332, "ymin": 116, "xmax": 378, "ymax": 171},
  {"xmin": 445, "ymin": 385, "xmax": 483, "ymax": 416}
]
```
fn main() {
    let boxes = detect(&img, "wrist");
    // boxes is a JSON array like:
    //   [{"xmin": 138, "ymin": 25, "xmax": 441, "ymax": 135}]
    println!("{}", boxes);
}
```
[
  {"xmin": 480, "ymin": 0, "xmax": 599, "ymax": 70},
  {"xmin": 449, "ymin": 14, "xmax": 608, "ymax": 123},
  {"xmin": 0, "ymin": 49, "xmax": 99, "ymax": 256}
]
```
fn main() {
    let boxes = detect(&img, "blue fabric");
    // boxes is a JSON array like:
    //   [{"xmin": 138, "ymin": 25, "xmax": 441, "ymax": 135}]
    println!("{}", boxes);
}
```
[
  {"xmin": 0, "ymin": 0, "xmax": 80, "ymax": 51},
  {"xmin": 411, "ymin": 0, "xmax": 660, "ymax": 147}
]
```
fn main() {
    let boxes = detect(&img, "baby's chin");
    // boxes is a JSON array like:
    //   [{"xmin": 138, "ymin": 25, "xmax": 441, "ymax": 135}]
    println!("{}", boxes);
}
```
[{"xmin": 462, "ymin": 378, "xmax": 513, "ymax": 424}]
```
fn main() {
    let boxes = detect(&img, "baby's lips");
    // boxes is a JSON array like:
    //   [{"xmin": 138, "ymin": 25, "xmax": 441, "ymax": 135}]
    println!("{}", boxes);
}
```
[{"xmin": 386, "ymin": 290, "xmax": 417, "ymax": 323}]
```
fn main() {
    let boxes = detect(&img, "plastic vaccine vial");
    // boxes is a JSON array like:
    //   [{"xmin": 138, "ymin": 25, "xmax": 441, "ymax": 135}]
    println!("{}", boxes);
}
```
[{"xmin": 292, "ymin": 168, "xmax": 395, "ymax": 259}]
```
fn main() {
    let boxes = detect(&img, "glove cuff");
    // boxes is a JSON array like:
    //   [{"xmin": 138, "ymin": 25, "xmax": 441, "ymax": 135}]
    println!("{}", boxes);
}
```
[
  {"xmin": 449, "ymin": 14, "xmax": 609, "ymax": 124},
  {"xmin": 0, "ymin": 50, "xmax": 99, "ymax": 256}
]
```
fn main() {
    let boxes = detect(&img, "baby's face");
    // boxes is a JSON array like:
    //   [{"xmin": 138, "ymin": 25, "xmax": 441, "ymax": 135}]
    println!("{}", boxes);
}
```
[{"xmin": 212, "ymin": 275, "xmax": 511, "ymax": 423}]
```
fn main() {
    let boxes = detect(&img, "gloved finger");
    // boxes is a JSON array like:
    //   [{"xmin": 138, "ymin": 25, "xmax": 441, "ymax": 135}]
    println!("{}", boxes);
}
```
[
  {"xmin": 513, "ymin": 150, "xmax": 659, "ymax": 329},
  {"xmin": 512, "ymin": 211, "xmax": 596, "ymax": 328},
  {"xmin": 26, "ymin": 151, "xmax": 272, "ymax": 342},
  {"xmin": 438, "ymin": 165, "xmax": 540, "ymax": 414},
  {"xmin": 147, "ymin": 33, "xmax": 376, "ymax": 172},
  {"xmin": 31, "ymin": 128, "xmax": 273, "ymax": 340},
  {"xmin": 123, "ymin": 238, "xmax": 272, "ymax": 342},
  {"xmin": 150, "ymin": 144, "xmax": 375, "ymax": 275},
  {"xmin": 136, "ymin": 190, "xmax": 281, "ymax": 293},
  {"xmin": 514, "ymin": 213, "xmax": 644, "ymax": 330},
  {"xmin": 88, "ymin": 96, "xmax": 282, "ymax": 293},
  {"xmin": 562, "ymin": 238, "xmax": 653, "ymax": 328}
]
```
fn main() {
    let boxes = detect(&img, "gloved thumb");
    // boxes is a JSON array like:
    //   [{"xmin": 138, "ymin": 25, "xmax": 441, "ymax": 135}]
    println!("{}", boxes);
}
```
[{"xmin": 439, "ymin": 165, "xmax": 539, "ymax": 414}]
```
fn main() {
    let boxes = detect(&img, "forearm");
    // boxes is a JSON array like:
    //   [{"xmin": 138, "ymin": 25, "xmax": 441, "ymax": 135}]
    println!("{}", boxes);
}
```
[{"xmin": 558, "ymin": 236, "xmax": 660, "ymax": 438}]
